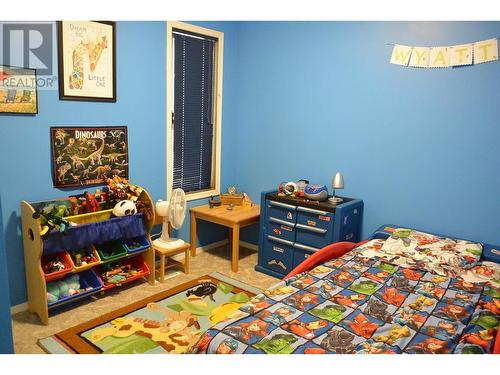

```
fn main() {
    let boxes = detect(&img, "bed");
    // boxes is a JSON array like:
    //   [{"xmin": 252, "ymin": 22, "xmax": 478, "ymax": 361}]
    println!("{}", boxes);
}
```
[{"xmin": 188, "ymin": 225, "xmax": 500, "ymax": 354}]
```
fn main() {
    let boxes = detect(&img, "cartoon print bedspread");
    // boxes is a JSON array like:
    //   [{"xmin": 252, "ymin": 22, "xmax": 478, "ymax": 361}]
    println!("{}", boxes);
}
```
[{"xmin": 189, "ymin": 240, "xmax": 500, "ymax": 354}]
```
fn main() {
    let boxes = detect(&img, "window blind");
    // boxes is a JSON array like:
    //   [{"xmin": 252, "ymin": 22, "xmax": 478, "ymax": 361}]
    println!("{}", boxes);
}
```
[{"xmin": 172, "ymin": 31, "xmax": 215, "ymax": 193}]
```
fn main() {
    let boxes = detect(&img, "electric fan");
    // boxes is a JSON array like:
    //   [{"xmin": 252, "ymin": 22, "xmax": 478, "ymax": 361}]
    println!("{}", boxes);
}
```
[{"xmin": 153, "ymin": 188, "xmax": 187, "ymax": 249}]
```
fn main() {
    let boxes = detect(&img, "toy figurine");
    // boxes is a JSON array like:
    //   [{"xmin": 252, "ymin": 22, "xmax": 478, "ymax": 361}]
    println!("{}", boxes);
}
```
[
  {"xmin": 84, "ymin": 192, "xmax": 100, "ymax": 213},
  {"xmin": 43, "ymin": 258, "xmax": 65, "ymax": 274},
  {"xmin": 32, "ymin": 209, "xmax": 70, "ymax": 236}
]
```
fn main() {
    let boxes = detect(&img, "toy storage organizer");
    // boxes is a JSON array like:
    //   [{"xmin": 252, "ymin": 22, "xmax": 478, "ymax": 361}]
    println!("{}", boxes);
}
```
[{"xmin": 21, "ymin": 186, "xmax": 156, "ymax": 325}]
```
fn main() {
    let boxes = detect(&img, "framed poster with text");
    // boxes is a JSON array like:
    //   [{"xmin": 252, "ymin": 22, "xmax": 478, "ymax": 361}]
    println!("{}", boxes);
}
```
[
  {"xmin": 58, "ymin": 21, "xmax": 116, "ymax": 102},
  {"xmin": 50, "ymin": 126, "xmax": 128, "ymax": 188}
]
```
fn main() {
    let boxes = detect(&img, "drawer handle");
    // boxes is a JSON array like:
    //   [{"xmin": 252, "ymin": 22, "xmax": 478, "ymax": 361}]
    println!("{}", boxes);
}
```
[
  {"xmin": 268, "ymin": 201, "xmax": 296, "ymax": 210},
  {"xmin": 297, "ymin": 206, "xmax": 329, "ymax": 215},
  {"xmin": 268, "ymin": 259, "xmax": 287, "ymax": 270},
  {"xmin": 296, "ymin": 223, "xmax": 327, "ymax": 234},
  {"xmin": 269, "ymin": 217, "xmax": 295, "ymax": 227},
  {"xmin": 267, "ymin": 235, "xmax": 294, "ymax": 246},
  {"xmin": 294, "ymin": 242, "xmax": 321, "ymax": 253}
]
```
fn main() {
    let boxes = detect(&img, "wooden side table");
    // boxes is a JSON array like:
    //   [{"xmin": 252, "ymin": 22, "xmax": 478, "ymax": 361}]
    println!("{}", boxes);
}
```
[
  {"xmin": 190, "ymin": 204, "xmax": 260, "ymax": 272},
  {"xmin": 153, "ymin": 242, "xmax": 190, "ymax": 282}
]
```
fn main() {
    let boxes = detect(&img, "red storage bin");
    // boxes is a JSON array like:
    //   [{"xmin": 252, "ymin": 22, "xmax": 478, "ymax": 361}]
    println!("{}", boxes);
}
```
[
  {"xmin": 97, "ymin": 255, "xmax": 150, "ymax": 291},
  {"xmin": 42, "ymin": 252, "xmax": 74, "ymax": 282}
]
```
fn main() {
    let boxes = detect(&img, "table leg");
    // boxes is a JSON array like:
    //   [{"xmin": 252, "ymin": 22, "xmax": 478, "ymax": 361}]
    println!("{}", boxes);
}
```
[
  {"xmin": 184, "ymin": 247, "xmax": 190, "ymax": 274},
  {"xmin": 160, "ymin": 254, "xmax": 165, "ymax": 283},
  {"xmin": 190, "ymin": 213, "xmax": 197, "ymax": 257},
  {"xmin": 231, "ymin": 223, "xmax": 240, "ymax": 272}
]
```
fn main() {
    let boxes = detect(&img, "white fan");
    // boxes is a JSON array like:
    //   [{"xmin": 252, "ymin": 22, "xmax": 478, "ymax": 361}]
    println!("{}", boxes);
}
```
[{"xmin": 153, "ymin": 188, "xmax": 187, "ymax": 249}]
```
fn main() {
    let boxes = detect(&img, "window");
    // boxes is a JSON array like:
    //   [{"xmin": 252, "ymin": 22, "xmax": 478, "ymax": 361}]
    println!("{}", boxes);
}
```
[{"xmin": 166, "ymin": 22, "xmax": 223, "ymax": 200}]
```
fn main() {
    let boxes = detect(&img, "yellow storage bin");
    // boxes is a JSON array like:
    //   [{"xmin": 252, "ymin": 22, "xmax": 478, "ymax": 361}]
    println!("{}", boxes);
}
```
[
  {"xmin": 66, "ymin": 209, "xmax": 113, "ymax": 225},
  {"xmin": 68, "ymin": 245, "xmax": 102, "ymax": 272}
]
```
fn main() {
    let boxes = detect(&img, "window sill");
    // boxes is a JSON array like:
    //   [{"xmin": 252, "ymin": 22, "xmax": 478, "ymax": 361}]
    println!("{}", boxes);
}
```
[{"xmin": 184, "ymin": 188, "xmax": 220, "ymax": 202}]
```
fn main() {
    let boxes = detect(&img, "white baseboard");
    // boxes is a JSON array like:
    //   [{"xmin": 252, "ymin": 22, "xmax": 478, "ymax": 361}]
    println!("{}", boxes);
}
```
[
  {"xmin": 11, "ymin": 302, "xmax": 28, "ymax": 315},
  {"xmin": 11, "ymin": 240, "xmax": 260, "ymax": 314}
]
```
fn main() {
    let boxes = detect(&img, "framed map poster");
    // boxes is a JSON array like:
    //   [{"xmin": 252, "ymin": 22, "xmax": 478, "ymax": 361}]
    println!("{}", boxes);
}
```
[
  {"xmin": 58, "ymin": 21, "xmax": 116, "ymax": 102},
  {"xmin": 50, "ymin": 126, "xmax": 128, "ymax": 188},
  {"xmin": 0, "ymin": 65, "xmax": 38, "ymax": 114}
]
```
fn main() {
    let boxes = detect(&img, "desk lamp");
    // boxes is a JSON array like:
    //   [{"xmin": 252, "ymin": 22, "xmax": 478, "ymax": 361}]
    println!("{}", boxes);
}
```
[{"xmin": 329, "ymin": 172, "xmax": 344, "ymax": 204}]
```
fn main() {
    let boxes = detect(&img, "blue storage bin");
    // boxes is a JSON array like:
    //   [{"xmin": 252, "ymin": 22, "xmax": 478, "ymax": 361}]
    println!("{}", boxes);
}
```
[
  {"xmin": 267, "ymin": 217, "xmax": 295, "ymax": 242},
  {"xmin": 267, "ymin": 201, "xmax": 296, "ymax": 223},
  {"xmin": 47, "ymin": 269, "xmax": 103, "ymax": 309},
  {"xmin": 43, "ymin": 213, "xmax": 146, "ymax": 255},
  {"xmin": 123, "ymin": 236, "xmax": 151, "ymax": 254},
  {"xmin": 262, "ymin": 235, "xmax": 294, "ymax": 275}
]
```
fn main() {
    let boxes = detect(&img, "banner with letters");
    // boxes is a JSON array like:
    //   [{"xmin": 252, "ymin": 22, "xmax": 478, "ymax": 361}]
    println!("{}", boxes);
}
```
[{"xmin": 390, "ymin": 38, "xmax": 498, "ymax": 68}]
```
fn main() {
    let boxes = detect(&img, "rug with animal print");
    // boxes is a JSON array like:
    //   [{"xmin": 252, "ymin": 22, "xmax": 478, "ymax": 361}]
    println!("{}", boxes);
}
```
[{"xmin": 38, "ymin": 273, "xmax": 259, "ymax": 354}]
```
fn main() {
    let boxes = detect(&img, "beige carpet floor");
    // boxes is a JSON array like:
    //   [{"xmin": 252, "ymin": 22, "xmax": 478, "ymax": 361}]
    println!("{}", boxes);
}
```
[{"xmin": 11, "ymin": 244, "xmax": 279, "ymax": 354}]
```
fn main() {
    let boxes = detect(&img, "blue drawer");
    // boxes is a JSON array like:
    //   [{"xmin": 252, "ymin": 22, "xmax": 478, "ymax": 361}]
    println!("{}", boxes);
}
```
[
  {"xmin": 337, "ymin": 205, "xmax": 362, "ymax": 242},
  {"xmin": 262, "ymin": 235, "xmax": 294, "ymax": 275},
  {"xmin": 292, "ymin": 242, "xmax": 321, "ymax": 268},
  {"xmin": 267, "ymin": 217, "xmax": 295, "ymax": 242},
  {"xmin": 267, "ymin": 200, "xmax": 297, "ymax": 223},
  {"xmin": 296, "ymin": 222, "xmax": 331, "ymax": 249},
  {"xmin": 296, "ymin": 207, "xmax": 334, "ymax": 231}
]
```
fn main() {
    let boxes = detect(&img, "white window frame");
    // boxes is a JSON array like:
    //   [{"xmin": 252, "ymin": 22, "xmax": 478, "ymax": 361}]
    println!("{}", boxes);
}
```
[{"xmin": 166, "ymin": 21, "xmax": 223, "ymax": 201}]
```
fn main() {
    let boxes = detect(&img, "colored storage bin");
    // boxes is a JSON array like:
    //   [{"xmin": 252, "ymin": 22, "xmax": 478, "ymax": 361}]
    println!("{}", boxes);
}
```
[
  {"xmin": 123, "ymin": 236, "xmax": 151, "ymax": 254},
  {"xmin": 68, "ymin": 245, "xmax": 101, "ymax": 272},
  {"xmin": 295, "ymin": 223, "xmax": 331, "ymax": 249},
  {"xmin": 66, "ymin": 209, "xmax": 113, "ymax": 225},
  {"xmin": 261, "ymin": 235, "xmax": 294, "ymax": 275},
  {"xmin": 42, "ymin": 252, "xmax": 74, "ymax": 282},
  {"xmin": 95, "ymin": 240, "xmax": 128, "ymax": 262},
  {"xmin": 47, "ymin": 269, "xmax": 103, "ymax": 309},
  {"xmin": 267, "ymin": 217, "xmax": 295, "ymax": 242},
  {"xmin": 296, "ymin": 207, "xmax": 334, "ymax": 231},
  {"xmin": 267, "ymin": 200, "xmax": 297, "ymax": 223},
  {"xmin": 97, "ymin": 255, "xmax": 150, "ymax": 291},
  {"xmin": 292, "ymin": 242, "xmax": 321, "ymax": 269}
]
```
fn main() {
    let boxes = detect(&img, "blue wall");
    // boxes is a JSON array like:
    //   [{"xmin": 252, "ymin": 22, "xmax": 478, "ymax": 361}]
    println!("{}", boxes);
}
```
[
  {"xmin": 0, "ymin": 21, "xmax": 238, "ymax": 306},
  {"xmin": 0, "ymin": 195, "xmax": 14, "ymax": 353},
  {"xmin": 231, "ymin": 21, "xmax": 500, "ymax": 246},
  {"xmin": 2, "ymin": 21, "xmax": 500, "ymax": 307}
]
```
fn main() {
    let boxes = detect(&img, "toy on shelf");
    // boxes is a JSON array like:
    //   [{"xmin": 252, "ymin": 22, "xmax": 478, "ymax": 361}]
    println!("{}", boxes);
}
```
[
  {"xmin": 46, "ymin": 274, "xmax": 92, "ymax": 304},
  {"xmin": 112, "ymin": 199, "xmax": 137, "ymax": 217},
  {"xmin": 43, "ymin": 258, "xmax": 65, "ymax": 274},
  {"xmin": 70, "ymin": 247, "xmax": 98, "ymax": 268},
  {"xmin": 100, "ymin": 262, "xmax": 142, "ymax": 286},
  {"xmin": 32, "ymin": 208, "xmax": 71, "ymax": 236}
]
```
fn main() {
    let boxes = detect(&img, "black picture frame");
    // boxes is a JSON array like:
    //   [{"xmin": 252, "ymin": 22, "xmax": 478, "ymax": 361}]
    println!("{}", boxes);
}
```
[
  {"xmin": 0, "ymin": 64, "xmax": 38, "ymax": 115},
  {"xmin": 58, "ymin": 21, "xmax": 116, "ymax": 102}
]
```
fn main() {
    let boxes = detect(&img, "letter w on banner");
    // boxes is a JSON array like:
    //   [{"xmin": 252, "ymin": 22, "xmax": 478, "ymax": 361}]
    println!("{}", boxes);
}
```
[{"xmin": 390, "ymin": 44, "xmax": 413, "ymax": 66}]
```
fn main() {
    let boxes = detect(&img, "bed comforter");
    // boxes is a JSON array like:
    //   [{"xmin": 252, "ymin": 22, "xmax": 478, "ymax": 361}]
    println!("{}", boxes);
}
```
[{"xmin": 189, "ymin": 236, "xmax": 500, "ymax": 354}]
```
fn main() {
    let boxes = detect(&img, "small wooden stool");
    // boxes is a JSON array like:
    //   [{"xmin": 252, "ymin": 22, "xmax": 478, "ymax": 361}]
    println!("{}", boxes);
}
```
[{"xmin": 153, "ymin": 242, "xmax": 190, "ymax": 282}]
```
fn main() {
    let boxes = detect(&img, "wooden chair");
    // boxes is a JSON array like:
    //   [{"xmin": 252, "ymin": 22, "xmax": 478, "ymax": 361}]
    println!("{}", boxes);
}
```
[{"xmin": 153, "ymin": 218, "xmax": 190, "ymax": 282}]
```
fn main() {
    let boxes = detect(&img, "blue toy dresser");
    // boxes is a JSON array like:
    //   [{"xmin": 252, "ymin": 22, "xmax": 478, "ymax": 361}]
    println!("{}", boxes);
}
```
[{"xmin": 255, "ymin": 189, "xmax": 364, "ymax": 278}]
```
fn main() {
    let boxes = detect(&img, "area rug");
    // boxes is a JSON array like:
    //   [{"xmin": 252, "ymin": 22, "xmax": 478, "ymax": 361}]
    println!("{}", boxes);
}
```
[{"xmin": 38, "ymin": 272, "xmax": 261, "ymax": 354}]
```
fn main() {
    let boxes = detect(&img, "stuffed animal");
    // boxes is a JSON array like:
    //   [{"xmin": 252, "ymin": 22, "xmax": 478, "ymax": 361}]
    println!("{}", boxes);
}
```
[{"xmin": 46, "ymin": 274, "xmax": 89, "ymax": 303}]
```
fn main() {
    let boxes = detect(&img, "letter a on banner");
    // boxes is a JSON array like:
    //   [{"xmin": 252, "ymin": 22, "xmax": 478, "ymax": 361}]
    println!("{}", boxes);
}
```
[
  {"xmin": 474, "ymin": 38, "xmax": 499, "ymax": 64},
  {"xmin": 429, "ymin": 47, "xmax": 450, "ymax": 68},
  {"xmin": 390, "ymin": 44, "xmax": 412, "ymax": 66}
]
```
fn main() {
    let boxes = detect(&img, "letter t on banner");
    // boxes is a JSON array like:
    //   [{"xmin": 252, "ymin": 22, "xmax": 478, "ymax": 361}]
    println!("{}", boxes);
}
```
[
  {"xmin": 449, "ymin": 44, "xmax": 473, "ymax": 66},
  {"xmin": 390, "ymin": 44, "xmax": 413, "ymax": 66},
  {"xmin": 474, "ymin": 38, "xmax": 499, "ymax": 64}
]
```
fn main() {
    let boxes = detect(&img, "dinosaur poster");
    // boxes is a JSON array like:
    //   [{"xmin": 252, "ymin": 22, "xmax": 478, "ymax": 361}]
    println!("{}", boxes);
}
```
[{"xmin": 50, "ymin": 126, "xmax": 128, "ymax": 188}]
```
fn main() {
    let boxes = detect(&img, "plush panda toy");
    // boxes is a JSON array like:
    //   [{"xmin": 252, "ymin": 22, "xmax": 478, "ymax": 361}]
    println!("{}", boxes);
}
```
[{"xmin": 112, "ymin": 200, "xmax": 137, "ymax": 217}]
